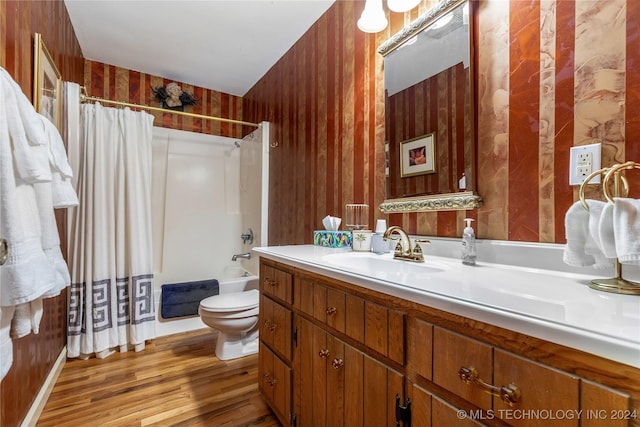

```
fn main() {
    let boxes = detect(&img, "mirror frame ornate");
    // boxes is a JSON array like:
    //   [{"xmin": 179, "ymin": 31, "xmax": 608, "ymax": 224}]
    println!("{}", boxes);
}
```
[{"xmin": 378, "ymin": 0, "xmax": 482, "ymax": 214}]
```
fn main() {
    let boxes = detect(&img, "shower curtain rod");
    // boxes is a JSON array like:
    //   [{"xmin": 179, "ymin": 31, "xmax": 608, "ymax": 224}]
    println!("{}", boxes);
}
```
[{"xmin": 79, "ymin": 90, "xmax": 260, "ymax": 128}]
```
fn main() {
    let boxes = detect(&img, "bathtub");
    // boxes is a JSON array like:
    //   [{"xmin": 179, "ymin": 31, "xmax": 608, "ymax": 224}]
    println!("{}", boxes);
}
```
[{"xmin": 154, "ymin": 268, "xmax": 258, "ymax": 337}]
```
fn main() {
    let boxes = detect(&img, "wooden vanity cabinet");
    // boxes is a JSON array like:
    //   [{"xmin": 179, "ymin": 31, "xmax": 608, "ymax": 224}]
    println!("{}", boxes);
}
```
[
  {"xmin": 294, "ymin": 316, "xmax": 402, "ymax": 426},
  {"xmin": 258, "ymin": 261, "xmax": 294, "ymax": 426},
  {"xmin": 257, "ymin": 258, "xmax": 638, "ymax": 427}
]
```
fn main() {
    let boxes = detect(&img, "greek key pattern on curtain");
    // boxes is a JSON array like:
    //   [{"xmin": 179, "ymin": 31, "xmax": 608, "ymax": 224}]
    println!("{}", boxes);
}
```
[{"xmin": 68, "ymin": 274, "xmax": 154, "ymax": 336}]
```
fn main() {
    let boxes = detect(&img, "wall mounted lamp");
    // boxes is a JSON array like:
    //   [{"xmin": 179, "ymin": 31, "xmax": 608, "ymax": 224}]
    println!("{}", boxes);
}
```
[{"xmin": 358, "ymin": 0, "xmax": 421, "ymax": 33}]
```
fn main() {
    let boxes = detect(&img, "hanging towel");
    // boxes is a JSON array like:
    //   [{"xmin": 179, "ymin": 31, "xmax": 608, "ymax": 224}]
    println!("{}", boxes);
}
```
[
  {"xmin": 0, "ymin": 306, "xmax": 16, "ymax": 381},
  {"xmin": 598, "ymin": 203, "xmax": 617, "ymax": 258},
  {"xmin": 563, "ymin": 200, "xmax": 612, "ymax": 268},
  {"xmin": 563, "ymin": 201, "xmax": 594, "ymax": 267},
  {"xmin": 585, "ymin": 200, "xmax": 614, "ymax": 269},
  {"xmin": 0, "ymin": 68, "xmax": 50, "ymax": 183},
  {"xmin": 40, "ymin": 114, "xmax": 79, "ymax": 208},
  {"xmin": 613, "ymin": 197, "xmax": 640, "ymax": 264}
]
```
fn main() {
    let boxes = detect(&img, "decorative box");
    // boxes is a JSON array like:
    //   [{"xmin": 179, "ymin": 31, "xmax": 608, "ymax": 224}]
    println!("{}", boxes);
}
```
[{"xmin": 313, "ymin": 230, "xmax": 352, "ymax": 248}]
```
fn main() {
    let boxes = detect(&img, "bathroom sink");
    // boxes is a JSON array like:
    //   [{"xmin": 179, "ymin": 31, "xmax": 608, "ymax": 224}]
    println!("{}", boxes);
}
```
[{"xmin": 321, "ymin": 252, "xmax": 450, "ymax": 279}]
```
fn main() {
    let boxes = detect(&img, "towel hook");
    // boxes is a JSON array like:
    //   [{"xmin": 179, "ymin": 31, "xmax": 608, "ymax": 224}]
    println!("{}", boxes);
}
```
[
  {"xmin": 602, "ymin": 161, "xmax": 640, "ymax": 204},
  {"xmin": 578, "ymin": 166, "xmax": 628, "ymax": 211}
]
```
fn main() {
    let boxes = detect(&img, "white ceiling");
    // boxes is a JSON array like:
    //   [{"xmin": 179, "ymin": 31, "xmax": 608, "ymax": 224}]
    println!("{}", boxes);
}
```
[{"xmin": 64, "ymin": 0, "xmax": 335, "ymax": 97}]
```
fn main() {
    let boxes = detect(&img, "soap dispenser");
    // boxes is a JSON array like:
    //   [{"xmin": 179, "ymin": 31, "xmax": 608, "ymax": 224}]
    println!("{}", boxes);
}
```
[{"xmin": 461, "ymin": 218, "xmax": 476, "ymax": 265}]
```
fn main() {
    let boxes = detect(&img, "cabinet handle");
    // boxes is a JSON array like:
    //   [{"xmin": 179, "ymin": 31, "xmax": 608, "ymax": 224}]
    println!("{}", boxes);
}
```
[
  {"xmin": 458, "ymin": 366, "xmax": 522, "ymax": 406},
  {"xmin": 326, "ymin": 307, "xmax": 337, "ymax": 316},
  {"xmin": 263, "ymin": 278, "xmax": 277, "ymax": 287},
  {"xmin": 318, "ymin": 348, "xmax": 330, "ymax": 358},
  {"xmin": 262, "ymin": 372, "xmax": 277, "ymax": 387},
  {"xmin": 331, "ymin": 358, "xmax": 344, "ymax": 369},
  {"xmin": 263, "ymin": 319, "xmax": 277, "ymax": 332}
]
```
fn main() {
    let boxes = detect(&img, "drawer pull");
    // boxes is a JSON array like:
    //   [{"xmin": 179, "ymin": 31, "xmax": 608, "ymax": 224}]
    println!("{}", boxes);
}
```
[
  {"xmin": 318, "ymin": 348, "xmax": 330, "ymax": 358},
  {"xmin": 262, "ymin": 372, "xmax": 277, "ymax": 387},
  {"xmin": 326, "ymin": 307, "xmax": 337, "ymax": 316},
  {"xmin": 331, "ymin": 358, "xmax": 344, "ymax": 369},
  {"xmin": 263, "ymin": 278, "xmax": 277, "ymax": 287},
  {"xmin": 263, "ymin": 320, "xmax": 277, "ymax": 332},
  {"xmin": 458, "ymin": 366, "xmax": 522, "ymax": 406}
]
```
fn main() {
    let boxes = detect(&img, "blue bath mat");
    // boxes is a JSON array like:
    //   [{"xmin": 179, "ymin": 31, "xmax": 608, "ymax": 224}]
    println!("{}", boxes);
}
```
[{"xmin": 161, "ymin": 279, "xmax": 219, "ymax": 319}]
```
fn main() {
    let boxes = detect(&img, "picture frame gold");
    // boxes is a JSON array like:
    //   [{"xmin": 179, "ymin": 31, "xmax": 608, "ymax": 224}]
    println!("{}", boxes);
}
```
[
  {"xmin": 33, "ymin": 33, "xmax": 61, "ymax": 129},
  {"xmin": 399, "ymin": 133, "xmax": 436, "ymax": 178}
]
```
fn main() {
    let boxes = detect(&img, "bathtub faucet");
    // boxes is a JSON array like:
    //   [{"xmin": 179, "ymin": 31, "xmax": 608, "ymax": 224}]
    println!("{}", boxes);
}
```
[{"xmin": 232, "ymin": 252, "xmax": 251, "ymax": 261}]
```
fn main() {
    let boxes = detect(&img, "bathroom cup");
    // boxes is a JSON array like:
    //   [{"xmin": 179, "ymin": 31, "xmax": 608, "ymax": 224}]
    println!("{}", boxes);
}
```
[{"xmin": 352, "ymin": 230, "xmax": 373, "ymax": 252}]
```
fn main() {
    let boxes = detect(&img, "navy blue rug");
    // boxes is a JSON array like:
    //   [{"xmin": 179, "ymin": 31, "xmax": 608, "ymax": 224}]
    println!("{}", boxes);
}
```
[{"xmin": 160, "ymin": 279, "xmax": 219, "ymax": 319}]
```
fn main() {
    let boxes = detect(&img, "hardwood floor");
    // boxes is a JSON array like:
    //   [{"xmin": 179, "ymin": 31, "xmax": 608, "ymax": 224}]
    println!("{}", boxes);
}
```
[{"xmin": 37, "ymin": 329, "xmax": 281, "ymax": 427}]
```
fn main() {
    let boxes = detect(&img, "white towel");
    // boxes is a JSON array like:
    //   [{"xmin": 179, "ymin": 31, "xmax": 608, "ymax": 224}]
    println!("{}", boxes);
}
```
[
  {"xmin": 0, "ymin": 67, "xmax": 57, "ymax": 306},
  {"xmin": 0, "ymin": 68, "xmax": 50, "ymax": 183},
  {"xmin": 563, "ymin": 200, "xmax": 613, "ymax": 268},
  {"xmin": 39, "ymin": 114, "xmax": 79, "ymax": 208},
  {"xmin": 0, "ymin": 306, "xmax": 16, "ymax": 381},
  {"xmin": 584, "ymin": 200, "xmax": 614, "ymax": 269},
  {"xmin": 563, "ymin": 201, "xmax": 595, "ymax": 267},
  {"xmin": 598, "ymin": 203, "xmax": 617, "ymax": 258},
  {"xmin": 613, "ymin": 197, "xmax": 640, "ymax": 264}
]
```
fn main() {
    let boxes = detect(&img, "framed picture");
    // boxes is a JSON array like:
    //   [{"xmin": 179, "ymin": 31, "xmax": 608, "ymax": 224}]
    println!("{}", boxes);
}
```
[
  {"xmin": 33, "ymin": 33, "xmax": 61, "ymax": 128},
  {"xmin": 399, "ymin": 133, "xmax": 436, "ymax": 178}
]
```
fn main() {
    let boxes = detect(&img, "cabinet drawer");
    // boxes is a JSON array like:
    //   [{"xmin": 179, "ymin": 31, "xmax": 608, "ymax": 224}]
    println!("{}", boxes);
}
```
[
  {"xmin": 260, "ymin": 295, "xmax": 292, "ymax": 362},
  {"xmin": 259, "ymin": 342, "xmax": 292, "ymax": 426},
  {"xmin": 433, "ymin": 327, "xmax": 493, "ymax": 410},
  {"xmin": 261, "ymin": 262, "xmax": 293, "ymax": 304},
  {"xmin": 493, "ymin": 349, "xmax": 579, "ymax": 427}
]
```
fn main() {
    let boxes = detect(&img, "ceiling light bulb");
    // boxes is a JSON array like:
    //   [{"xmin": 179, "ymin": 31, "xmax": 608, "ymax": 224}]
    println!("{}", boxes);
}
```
[
  {"xmin": 357, "ymin": 0, "xmax": 388, "ymax": 33},
  {"xmin": 387, "ymin": 0, "xmax": 421, "ymax": 13}
]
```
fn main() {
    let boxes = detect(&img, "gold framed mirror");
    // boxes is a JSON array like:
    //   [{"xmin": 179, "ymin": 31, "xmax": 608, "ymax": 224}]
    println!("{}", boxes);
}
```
[{"xmin": 379, "ymin": 0, "xmax": 482, "ymax": 213}]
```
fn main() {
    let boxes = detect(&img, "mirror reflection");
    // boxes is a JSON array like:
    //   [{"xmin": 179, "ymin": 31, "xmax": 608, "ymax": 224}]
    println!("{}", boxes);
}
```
[{"xmin": 380, "ymin": 0, "xmax": 481, "ymax": 212}]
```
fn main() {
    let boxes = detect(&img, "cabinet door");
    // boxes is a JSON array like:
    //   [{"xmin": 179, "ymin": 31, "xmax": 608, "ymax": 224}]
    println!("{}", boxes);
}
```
[
  {"xmin": 493, "ymin": 349, "xmax": 579, "ymax": 427},
  {"xmin": 259, "ymin": 342, "xmax": 292, "ymax": 426},
  {"xmin": 295, "ymin": 316, "xmax": 403, "ymax": 426},
  {"xmin": 296, "ymin": 316, "xmax": 330, "ymax": 427},
  {"xmin": 405, "ymin": 380, "xmax": 432, "ymax": 427},
  {"xmin": 260, "ymin": 295, "xmax": 292, "ymax": 362}
]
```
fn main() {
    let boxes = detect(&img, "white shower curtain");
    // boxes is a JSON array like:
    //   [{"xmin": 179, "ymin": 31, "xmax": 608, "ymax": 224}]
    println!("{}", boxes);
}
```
[{"xmin": 67, "ymin": 103, "xmax": 156, "ymax": 359}]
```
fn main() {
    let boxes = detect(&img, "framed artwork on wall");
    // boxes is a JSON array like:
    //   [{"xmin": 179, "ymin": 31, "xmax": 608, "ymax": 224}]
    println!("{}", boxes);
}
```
[
  {"xmin": 33, "ymin": 33, "xmax": 61, "ymax": 128},
  {"xmin": 400, "ymin": 133, "xmax": 436, "ymax": 178}
]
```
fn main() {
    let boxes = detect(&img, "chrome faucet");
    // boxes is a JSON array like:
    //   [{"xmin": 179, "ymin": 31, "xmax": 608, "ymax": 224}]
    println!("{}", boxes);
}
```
[
  {"xmin": 232, "ymin": 252, "xmax": 251, "ymax": 261},
  {"xmin": 382, "ymin": 226, "xmax": 429, "ymax": 263}
]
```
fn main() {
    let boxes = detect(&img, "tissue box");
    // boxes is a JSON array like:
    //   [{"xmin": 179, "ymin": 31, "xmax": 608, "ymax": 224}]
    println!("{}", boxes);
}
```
[{"xmin": 313, "ymin": 230, "xmax": 352, "ymax": 248}]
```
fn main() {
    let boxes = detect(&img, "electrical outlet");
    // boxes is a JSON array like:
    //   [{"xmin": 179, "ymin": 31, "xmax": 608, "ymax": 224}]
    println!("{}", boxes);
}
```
[{"xmin": 569, "ymin": 143, "xmax": 601, "ymax": 186}]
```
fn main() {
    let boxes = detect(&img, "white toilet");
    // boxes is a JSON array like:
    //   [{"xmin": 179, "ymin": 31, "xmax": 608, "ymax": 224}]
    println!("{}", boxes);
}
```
[{"xmin": 198, "ymin": 289, "xmax": 260, "ymax": 360}]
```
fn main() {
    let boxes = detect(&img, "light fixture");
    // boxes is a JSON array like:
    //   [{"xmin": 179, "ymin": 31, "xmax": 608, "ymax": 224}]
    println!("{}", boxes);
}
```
[
  {"xmin": 387, "ymin": 0, "xmax": 421, "ymax": 13},
  {"xmin": 357, "ymin": 0, "xmax": 388, "ymax": 33}
]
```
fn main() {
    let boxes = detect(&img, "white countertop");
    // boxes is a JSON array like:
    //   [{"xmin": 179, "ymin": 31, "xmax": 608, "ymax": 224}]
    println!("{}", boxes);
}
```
[{"xmin": 253, "ymin": 244, "xmax": 640, "ymax": 368}]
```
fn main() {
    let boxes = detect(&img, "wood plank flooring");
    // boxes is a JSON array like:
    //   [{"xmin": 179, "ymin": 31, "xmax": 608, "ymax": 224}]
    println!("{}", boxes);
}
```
[{"xmin": 37, "ymin": 329, "xmax": 281, "ymax": 427}]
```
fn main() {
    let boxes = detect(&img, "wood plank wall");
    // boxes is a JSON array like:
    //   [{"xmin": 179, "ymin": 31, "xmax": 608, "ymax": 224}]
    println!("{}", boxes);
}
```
[
  {"xmin": 245, "ymin": 0, "xmax": 640, "ymax": 244},
  {"xmin": 0, "ymin": 2, "xmax": 83, "ymax": 427}
]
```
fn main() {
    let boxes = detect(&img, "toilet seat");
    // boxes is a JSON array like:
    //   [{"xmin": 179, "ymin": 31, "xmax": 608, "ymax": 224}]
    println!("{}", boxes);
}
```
[{"xmin": 200, "ymin": 289, "xmax": 259, "ymax": 312}]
